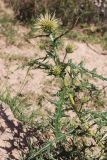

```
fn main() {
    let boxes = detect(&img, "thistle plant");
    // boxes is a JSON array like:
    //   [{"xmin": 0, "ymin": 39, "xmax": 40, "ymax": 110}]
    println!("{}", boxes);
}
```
[
  {"xmin": 35, "ymin": 12, "xmax": 59, "ymax": 34},
  {"xmin": 25, "ymin": 13, "xmax": 107, "ymax": 160}
]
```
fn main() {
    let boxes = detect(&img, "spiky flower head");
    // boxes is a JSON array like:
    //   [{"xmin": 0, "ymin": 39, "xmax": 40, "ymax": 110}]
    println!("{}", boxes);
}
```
[
  {"xmin": 35, "ymin": 12, "xmax": 59, "ymax": 33},
  {"xmin": 51, "ymin": 65, "xmax": 62, "ymax": 76}
]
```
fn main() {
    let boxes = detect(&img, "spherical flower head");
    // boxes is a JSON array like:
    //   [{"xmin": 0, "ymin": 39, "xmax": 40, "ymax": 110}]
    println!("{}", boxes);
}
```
[
  {"xmin": 66, "ymin": 44, "xmax": 74, "ymax": 53},
  {"xmin": 51, "ymin": 65, "xmax": 62, "ymax": 76},
  {"xmin": 35, "ymin": 13, "xmax": 59, "ymax": 34}
]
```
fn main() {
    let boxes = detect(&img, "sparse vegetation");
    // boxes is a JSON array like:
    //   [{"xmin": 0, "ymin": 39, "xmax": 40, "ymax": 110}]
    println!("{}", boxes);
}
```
[
  {"xmin": 67, "ymin": 29, "xmax": 107, "ymax": 50},
  {"xmin": 0, "ymin": 13, "xmax": 17, "ymax": 44},
  {"xmin": 102, "ymin": 32, "xmax": 107, "ymax": 49}
]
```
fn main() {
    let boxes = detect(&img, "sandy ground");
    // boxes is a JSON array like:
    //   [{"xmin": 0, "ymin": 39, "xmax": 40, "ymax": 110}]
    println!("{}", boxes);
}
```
[{"xmin": 0, "ymin": 0, "xmax": 107, "ymax": 159}]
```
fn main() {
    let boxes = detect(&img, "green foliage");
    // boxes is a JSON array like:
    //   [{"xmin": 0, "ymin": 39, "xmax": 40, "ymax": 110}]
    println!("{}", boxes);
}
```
[
  {"xmin": 23, "ymin": 13, "xmax": 107, "ymax": 160},
  {"xmin": 0, "ymin": 90, "xmax": 25, "ymax": 121},
  {"xmin": 0, "ymin": 89, "xmax": 37, "ymax": 124}
]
